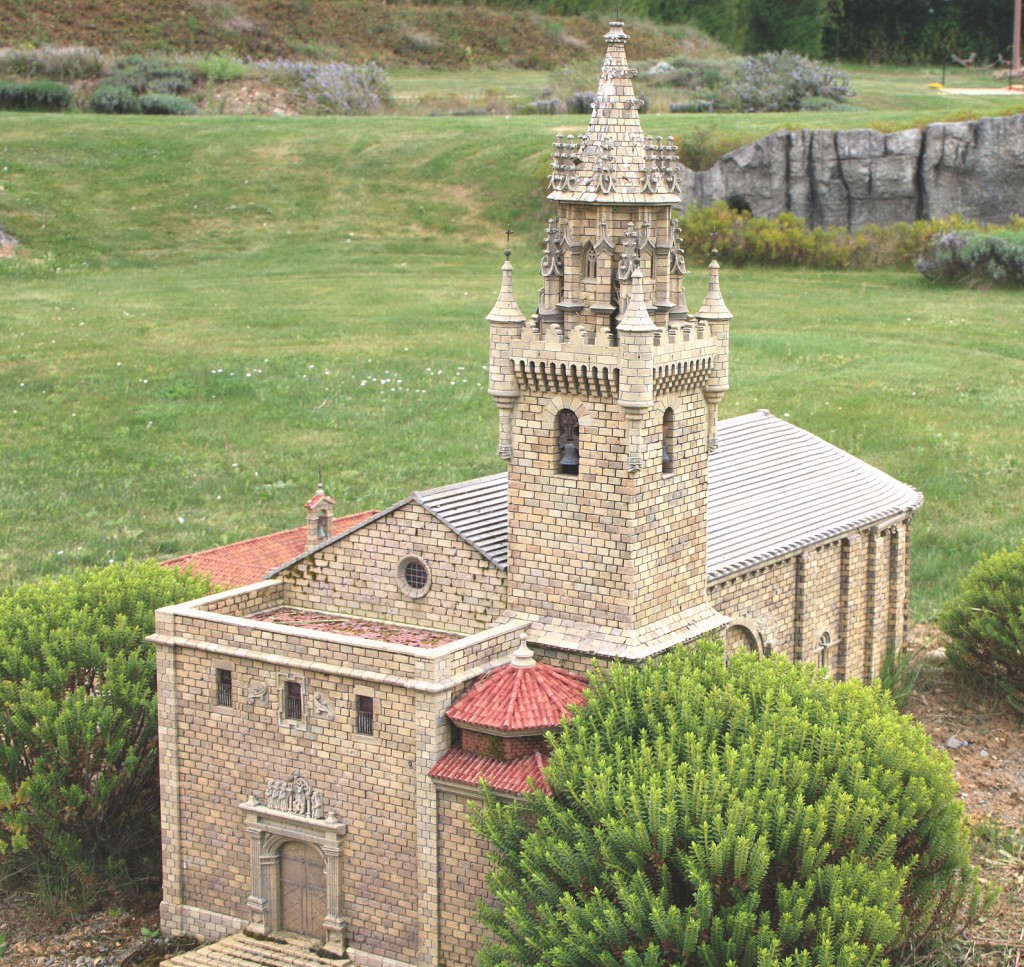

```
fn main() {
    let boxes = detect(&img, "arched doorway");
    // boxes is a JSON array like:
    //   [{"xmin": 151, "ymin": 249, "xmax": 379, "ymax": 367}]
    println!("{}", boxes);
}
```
[{"xmin": 279, "ymin": 841, "xmax": 328, "ymax": 937}]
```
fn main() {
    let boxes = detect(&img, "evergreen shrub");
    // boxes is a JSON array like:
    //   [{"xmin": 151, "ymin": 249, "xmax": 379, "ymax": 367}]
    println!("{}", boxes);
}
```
[
  {"xmin": 140, "ymin": 93, "xmax": 200, "ymax": 115},
  {"xmin": 0, "ymin": 80, "xmax": 72, "ymax": 112},
  {"xmin": 939, "ymin": 544, "xmax": 1024, "ymax": 712},
  {"xmin": 476, "ymin": 640, "xmax": 981, "ymax": 966},
  {"xmin": 88, "ymin": 83, "xmax": 141, "ymax": 114},
  {"xmin": 916, "ymin": 230, "xmax": 1024, "ymax": 287},
  {"xmin": 0, "ymin": 562, "xmax": 214, "ymax": 910}
]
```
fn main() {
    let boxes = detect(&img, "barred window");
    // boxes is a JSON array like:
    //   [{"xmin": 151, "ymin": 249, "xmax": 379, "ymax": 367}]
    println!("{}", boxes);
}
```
[
  {"xmin": 284, "ymin": 680, "xmax": 303, "ymax": 720},
  {"xmin": 356, "ymin": 694, "xmax": 374, "ymax": 736},
  {"xmin": 216, "ymin": 668, "xmax": 232, "ymax": 707}
]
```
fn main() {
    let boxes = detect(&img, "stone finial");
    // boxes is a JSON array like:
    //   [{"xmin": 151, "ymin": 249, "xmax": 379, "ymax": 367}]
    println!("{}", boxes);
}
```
[
  {"xmin": 511, "ymin": 639, "xmax": 537, "ymax": 668},
  {"xmin": 487, "ymin": 245, "xmax": 526, "ymax": 326}
]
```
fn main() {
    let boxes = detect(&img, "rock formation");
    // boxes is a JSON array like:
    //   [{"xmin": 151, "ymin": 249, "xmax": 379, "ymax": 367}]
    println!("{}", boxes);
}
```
[{"xmin": 679, "ymin": 113, "xmax": 1024, "ymax": 228}]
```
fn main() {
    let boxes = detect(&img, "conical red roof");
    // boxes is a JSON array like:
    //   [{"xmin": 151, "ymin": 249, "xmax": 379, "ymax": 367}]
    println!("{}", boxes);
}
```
[{"xmin": 446, "ymin": 644, "xmax": 588, "ymax": 734}]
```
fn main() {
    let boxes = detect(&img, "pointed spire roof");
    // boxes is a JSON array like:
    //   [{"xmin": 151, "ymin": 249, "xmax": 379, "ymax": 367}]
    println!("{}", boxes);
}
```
[
  {"xmin": 486, "ymin": 236, "xmax": 526, "ymax": 325},
  {"xmin": 446, "ymin": 644, "xmax": 588, "ymax": 734},
  {"xmin": 547, "ymin": 22, "xmax": 683, "ymax": 205},
  {"xmin": 696, "ymin": 248, "xmax": 733, "ymax": 321},
  {"xmin": 617, "ymin": 267, "xmax": 656, "ymax": 333}
]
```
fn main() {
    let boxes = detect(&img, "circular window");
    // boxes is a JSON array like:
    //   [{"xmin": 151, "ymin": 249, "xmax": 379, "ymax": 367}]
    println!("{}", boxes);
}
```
[{"xmin": 397, "ymin": 556, "xmax": 430, "ymax": 599}]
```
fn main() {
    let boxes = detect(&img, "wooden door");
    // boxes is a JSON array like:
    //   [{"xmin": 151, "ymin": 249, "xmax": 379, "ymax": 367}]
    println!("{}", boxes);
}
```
[{"xmin": 279, "ymin": 841, "xmax": 327, "ymax": 938}]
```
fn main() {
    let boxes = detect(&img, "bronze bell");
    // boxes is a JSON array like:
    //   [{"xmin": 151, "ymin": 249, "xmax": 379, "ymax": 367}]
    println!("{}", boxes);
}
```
[{"xmin": 560, "ymin": 441, "xmax": 580, "ymax": 475}]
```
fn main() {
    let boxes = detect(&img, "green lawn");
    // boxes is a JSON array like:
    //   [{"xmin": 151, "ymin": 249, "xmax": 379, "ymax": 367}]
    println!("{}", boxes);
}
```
[{"xmin": 1, "ymin": 112, "xmax": 1022, "ymax": 614}]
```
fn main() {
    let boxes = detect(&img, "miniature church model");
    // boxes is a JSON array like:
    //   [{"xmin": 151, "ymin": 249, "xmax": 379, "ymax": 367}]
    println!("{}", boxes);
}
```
[{"xmin": 155, "ymin": 22, "xmax": 922, "ymax": 967}]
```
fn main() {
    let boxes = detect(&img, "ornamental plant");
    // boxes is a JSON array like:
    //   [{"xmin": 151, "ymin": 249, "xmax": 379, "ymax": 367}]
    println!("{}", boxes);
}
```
[
  {"xmin": 939, "ymin": 543, "xmax": 1024, "ymax": 712},
  {"xmin": 0, "ymin": 561, "xmax": 213, "ymax": 909},
  {"xmin": 475, "ymin": 640, "xmax": 980, "ymax": 967}
]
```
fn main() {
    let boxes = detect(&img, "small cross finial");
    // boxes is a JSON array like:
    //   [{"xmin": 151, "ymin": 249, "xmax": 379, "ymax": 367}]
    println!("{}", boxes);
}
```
[
  {"xmin": 317, "ymin": 464, "xmax": 324, "ymax": 490},
  {"xmin": 710, "ymin": 227, "xmax": 719, "ymax": 254},
  {"xmin": 504, "ymin": 223, "xmax": 514, "ymax": 260}
]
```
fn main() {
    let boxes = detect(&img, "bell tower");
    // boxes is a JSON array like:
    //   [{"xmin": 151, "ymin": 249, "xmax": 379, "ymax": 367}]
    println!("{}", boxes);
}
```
[{"xmin": 488, "ymin": 22, "xmax": 731, "ymax": 658}]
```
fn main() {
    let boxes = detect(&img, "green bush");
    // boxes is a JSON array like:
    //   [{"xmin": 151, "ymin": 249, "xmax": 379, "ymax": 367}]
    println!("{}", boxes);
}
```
[
  {"xmin": 193, "ymin": 52, "xmax": 245, "ymax": 83},
  {"xmin": 140, "ymin": 93, "xmax": 200, "ymax": 115},
  {"xmin": 88, "ymin": 83, "xmax": 141, "ymax": 114},
  {"xmin": 0, "ymin": 562, "xmax": 214, "ymax": 910},
  {"xmin": 109, "ymin": 55, "xmax": 195, "ymax": 96},
  {"xmin": 0, "ymin": 80, "xmax": 72, "ymax": 112},
  {"xmin": 676, "ymin": 201, "xmax": 980, "ymax": 270},
  {"xmin": 476, "ymin": 640, "xmax": 981, "ymax": 966},
  {"xmin": 0, "ymin": 45, "xmax": 104, "ymax": 81},
  {"xmin": 939, "ymin": 544, "xmax": 1024, "ymax": 712},
  {"xmin": 916, "ymin": 230, "xmax": 1024, "ymax": 287}
]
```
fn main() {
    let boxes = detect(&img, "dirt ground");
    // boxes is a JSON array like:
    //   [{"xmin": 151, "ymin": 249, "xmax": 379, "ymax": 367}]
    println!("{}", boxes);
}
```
[{"xmin": 0, "ymin": 628, "xmax": 1020, "ymax": 965}]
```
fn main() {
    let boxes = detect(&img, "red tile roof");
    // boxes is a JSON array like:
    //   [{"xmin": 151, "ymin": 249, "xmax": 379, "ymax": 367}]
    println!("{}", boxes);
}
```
[
  {"xmin": 161, "ymin": 510, "xmax": 376, "ymax": 589},
  {"xmin": 250, "ymin": 608, "xmax": 457, "ymax": 648},
  {"xmin": 429, "ymin": 748, "xmax": 551, "ymax": 796},
  {"xmin": 446, "ymin": 645, "xmax": 589, "ymax": 733}
]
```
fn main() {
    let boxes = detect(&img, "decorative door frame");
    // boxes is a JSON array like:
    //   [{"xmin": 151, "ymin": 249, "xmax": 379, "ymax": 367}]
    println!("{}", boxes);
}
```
[{"xmin": 241, "ymin": 790, "xmax": 347, "ymax": 956}]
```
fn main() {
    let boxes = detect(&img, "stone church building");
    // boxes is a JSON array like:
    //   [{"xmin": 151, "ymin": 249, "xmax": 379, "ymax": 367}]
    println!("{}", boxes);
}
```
[{"xmin": 155, "ymin": 22, "xmax": 922, "ymax": 967}]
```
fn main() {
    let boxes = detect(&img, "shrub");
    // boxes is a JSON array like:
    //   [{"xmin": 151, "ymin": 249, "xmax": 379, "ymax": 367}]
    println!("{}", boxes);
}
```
[
  {"xmin": 88, "ymin": 83, "xmax": 141, "ymax": 114},
  {"xmin": 0, "ymin": 562, "xmax": 214, "ymax": 910},
  {"xmin": 939, "ymin": 544, "xmax": 1024, "ymax": 712},
  {"xmin": 476, "ymin": 640, "xmax": 981, "ymax": 966},
  {"xmin": 917, "ymin": 230, "xmax": 1024, "ymax": 287},
  {"xmin": 0, "ymin": 80, "xmax": 72, "ymax": 112},
  {"xmin": 193, "ymin": 52, "xmax": 245, "ymax": 83},
  {"xmin": 250, "ymin": 58, "xmax": 392, "ymax": 115},
  {"xmin": 659, "ymin": 51, "xmax": 851, "ymax": 113},
  {"xmin": 140, "ymin": 93, "xmax": 200, "ymax": 115},
  {"xmin": 0, "ymin": 45, "xmax": 104, "ymax": 81},
  {"xmin": 675, "ymin": 201, "xmax": 980, "ymax": 270},
  {"xmin": 111, "ymin": 55, "xmax": 195, "ymax": 95}
]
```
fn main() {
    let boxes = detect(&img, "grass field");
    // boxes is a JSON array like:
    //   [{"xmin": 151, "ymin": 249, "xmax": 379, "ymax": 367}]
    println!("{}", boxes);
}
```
[{"xmin": 1, "ymin": 111, "xmax": 1022, "ymax": 615}]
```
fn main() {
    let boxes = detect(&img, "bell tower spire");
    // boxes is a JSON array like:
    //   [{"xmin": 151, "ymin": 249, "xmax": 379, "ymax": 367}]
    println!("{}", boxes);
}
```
[{"xmin": 487, "ymin": 22, "xmax": 730, "ymax": 658}]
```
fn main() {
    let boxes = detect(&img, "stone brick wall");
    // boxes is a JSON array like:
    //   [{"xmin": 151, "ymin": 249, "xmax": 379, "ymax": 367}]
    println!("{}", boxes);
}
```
[
  {"xmin": 709, "ymin": 518, "xmax": 913, "ymax": 681},
  {"xmin": 437, "ymin": 791, "xmax": 497, "ymax": 967},
  {"xmin": 160, "ymin": 644, "xmax": 425, "ymax": 961},
  {"xmin": 284, "ymin": 504, "xmax": 506, "ymax": 636}
]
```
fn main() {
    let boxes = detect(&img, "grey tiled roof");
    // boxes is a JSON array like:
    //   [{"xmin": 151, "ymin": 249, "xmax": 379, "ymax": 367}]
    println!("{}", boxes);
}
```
[
  {"xmin": 414, "ymin": 473, "xmax": 509, "ymax": 569},
  {"xmin": 706, "ymin": 410, "xmax": 922, "ymax": 581},
  {"xmin": 412, "ymin": 411, "xmax": 922, "ymax": 578}
]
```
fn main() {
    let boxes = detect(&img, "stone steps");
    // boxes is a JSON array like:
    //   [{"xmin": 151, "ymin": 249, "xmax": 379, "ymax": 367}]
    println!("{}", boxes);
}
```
[{"xmin": 162, "ymin": 933, "xmax": 350, "ymax": 967}]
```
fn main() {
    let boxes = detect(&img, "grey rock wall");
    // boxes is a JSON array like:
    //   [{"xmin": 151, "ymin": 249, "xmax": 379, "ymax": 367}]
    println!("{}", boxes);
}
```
[{"xmin": 678, "ymin": 113, "xmax": 1024, "ymax": 228}]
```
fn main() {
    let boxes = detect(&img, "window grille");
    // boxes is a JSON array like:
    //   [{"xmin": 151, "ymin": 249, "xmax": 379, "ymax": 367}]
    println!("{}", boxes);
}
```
[
  {"xmin": 356, "ymin": 694, "xmax": 374, "ymax": 736},
  {"xmin": 284, "ymin": 680, "xmax": 303, "ymax": 720},
  {"xmin": 216, "ymin": 668, "xmax": 232, "ymax": 707},
  {"xmin": 404, "ymin": 559, "xmax": 428, "ymax": 590}
]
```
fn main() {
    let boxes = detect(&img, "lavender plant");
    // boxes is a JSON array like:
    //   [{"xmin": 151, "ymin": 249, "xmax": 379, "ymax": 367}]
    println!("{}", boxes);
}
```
[
  {"xmin": 0, "ymin": 45, "xmax": 104, "ymax": 81},
  {"xmin": 664, "ymin": 51, "xmax": 852, "ymax": 113},
  {"xmin": 250, "ymin": 59, "xmax": 392, "ymax": 115}
]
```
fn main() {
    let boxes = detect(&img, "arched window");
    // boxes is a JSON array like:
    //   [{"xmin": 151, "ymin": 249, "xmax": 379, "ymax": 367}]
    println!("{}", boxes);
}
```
[
  {"xmin": 662, "ymin": 407, "xmax": 675, "ymax": 473},
  {"xmin": 316, "ymin": 511, "xmax": 330, "ymax": 540},
  {"xmin": 816, "ymin": 631, "xmax": 833, "ymax": 670},
  {"xmin": 556, "ymin": 409, "xmax": 579, "ymax": 476},
  {"xmin": 583, "ymin": 245, "xmax": 598, "ymax": 281}
]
